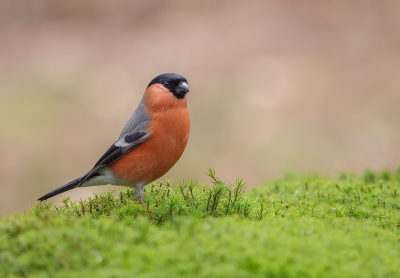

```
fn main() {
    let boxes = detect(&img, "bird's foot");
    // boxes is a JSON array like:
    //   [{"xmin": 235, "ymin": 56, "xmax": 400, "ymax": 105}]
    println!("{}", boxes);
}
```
[{"xmin": 139, "ymin": 198, "xmax": 146, "ymax": 208}]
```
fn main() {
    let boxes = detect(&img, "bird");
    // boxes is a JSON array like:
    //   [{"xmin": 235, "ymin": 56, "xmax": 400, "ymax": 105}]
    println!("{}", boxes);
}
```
[{"xmin": 38, "ymin": 73, "xmax": 190, "ymax": 205}]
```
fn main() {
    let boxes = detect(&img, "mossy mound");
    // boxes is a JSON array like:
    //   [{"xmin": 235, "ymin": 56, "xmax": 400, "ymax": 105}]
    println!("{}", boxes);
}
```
[{"xmin": 1, "ymin": 169, "xmax": 400, "ymax": 277}]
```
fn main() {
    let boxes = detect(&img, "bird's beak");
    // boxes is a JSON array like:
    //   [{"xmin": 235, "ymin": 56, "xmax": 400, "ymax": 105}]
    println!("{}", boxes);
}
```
[{"xmin": 176, "ymin": 81, "xmax": 189, "ymax": 95}]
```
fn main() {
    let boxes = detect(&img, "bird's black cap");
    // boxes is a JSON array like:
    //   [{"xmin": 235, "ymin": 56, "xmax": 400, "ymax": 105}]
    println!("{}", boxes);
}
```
[{"xmin": 148, "ymin": 73, "xmax": 189, "ymax": 99}]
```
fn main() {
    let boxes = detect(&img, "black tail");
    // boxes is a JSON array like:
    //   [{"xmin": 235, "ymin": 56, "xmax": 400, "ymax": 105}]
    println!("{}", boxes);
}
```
[{"xmin": 38, "ymin": 178, "xmax": 81, "ymax": 201}]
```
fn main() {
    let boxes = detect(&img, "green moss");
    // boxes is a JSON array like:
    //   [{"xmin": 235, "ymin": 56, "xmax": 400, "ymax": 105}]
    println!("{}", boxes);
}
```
[{"xmin": 1, "ymin": 169, "xmax": 400, "ymax": 277}]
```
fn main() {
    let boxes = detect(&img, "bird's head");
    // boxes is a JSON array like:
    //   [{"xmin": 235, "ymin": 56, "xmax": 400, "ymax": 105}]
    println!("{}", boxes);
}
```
[{"xmin": 147, "ymin": 73, "xmax": 189, "ymax": 99}]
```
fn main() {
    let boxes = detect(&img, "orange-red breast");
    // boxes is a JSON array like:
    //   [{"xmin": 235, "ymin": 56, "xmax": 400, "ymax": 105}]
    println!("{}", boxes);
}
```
[{"xmin": 38, "ymin": 73, "xmax": 190, "ymax": 204}]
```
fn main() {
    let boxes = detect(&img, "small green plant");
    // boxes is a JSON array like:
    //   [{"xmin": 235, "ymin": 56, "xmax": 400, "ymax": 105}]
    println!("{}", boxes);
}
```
[{"xmin": 363, "ymin": 169, "xmax": 376, "ymax": 183}]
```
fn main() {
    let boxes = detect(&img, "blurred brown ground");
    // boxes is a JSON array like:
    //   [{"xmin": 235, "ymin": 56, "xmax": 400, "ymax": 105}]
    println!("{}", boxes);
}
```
[{"xmin": 1, "ymin": 0, "xmax": 400, "ymax": 216}]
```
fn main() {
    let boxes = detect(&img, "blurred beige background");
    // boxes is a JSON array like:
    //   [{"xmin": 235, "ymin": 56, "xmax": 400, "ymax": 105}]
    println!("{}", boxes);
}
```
[{"xmin": 1, "ymin": 0, "xmax": 400, "ymax": 216}]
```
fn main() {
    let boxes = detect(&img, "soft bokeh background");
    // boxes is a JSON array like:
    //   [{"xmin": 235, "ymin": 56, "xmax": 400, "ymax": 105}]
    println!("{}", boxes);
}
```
[{"xmin": 1, "ymin": 0, "xmax": 400, "ymax": 216}]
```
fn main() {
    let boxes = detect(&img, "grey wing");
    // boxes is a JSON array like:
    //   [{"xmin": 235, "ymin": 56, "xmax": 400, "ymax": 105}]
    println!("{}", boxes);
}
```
[
  {"xmin": 79, "ymin": 132, "xmax": 150, "ymax": 183},
  {"xmin": 79, "ymin": 95, "xmax": 151, "ymax": 184}
]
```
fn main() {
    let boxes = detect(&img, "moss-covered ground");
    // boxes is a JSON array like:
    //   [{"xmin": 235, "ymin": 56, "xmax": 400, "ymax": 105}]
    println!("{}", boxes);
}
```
[{"xmin": 1, "ymin": 169, "xmax": 400, "ymax": 277}]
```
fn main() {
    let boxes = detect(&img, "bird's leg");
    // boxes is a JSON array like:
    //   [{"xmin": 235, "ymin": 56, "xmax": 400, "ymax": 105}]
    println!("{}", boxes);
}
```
[{"xmin": 135, "ymin": 183, "xmax": 146, "ymax": 207}]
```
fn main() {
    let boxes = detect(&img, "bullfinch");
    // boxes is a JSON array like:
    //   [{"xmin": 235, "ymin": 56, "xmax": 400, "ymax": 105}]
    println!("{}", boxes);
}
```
[{"xmin": 38, "ymin": 73, "xmax": 190, "ymax": 205}]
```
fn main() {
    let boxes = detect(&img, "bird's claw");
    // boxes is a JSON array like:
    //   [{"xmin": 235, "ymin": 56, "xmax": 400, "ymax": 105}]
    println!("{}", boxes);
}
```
[{"xmin": 139, "ymin": 198, "xmax": 146, "ymax": 208}]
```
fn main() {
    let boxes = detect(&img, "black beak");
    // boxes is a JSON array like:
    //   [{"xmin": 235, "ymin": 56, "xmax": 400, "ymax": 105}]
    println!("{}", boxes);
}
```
[{"xmin": 176, "ymin": 81, "xmax": 189, "ymax": 95}]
